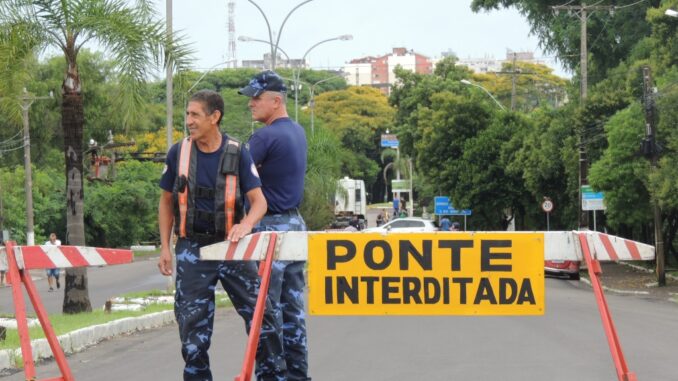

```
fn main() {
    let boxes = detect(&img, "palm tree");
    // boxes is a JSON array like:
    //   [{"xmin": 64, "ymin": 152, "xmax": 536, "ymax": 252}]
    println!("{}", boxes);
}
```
[{"xmin": 0, "ymin": 0, "xmax": 191, "ymax": 313}]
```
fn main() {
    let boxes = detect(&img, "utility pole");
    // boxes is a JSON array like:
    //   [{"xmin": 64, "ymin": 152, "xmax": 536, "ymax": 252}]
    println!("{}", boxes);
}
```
[
  {"xmin": 552, "ymin": 2, "xmax": 614, "ymax": 230},
  {"xmin": 642, "ymin": 66, "xmax": 665, "ymax": 286},
  {"xmin": 166, "ymin": 0, "xmax": 173, "ymax": 151},
  {"xmin": 494, "ymin": 50, "xmax": 529, "ymax": 111},
  {"xmin": 20, "ymin": 89, "xmax": 53, "ymax": 245}
]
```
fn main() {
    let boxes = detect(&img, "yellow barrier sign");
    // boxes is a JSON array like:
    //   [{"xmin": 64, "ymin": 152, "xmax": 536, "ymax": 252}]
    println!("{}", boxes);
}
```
[{"xmin": 308, "ymin": 233, "xmax": 544, "ymax": 315}]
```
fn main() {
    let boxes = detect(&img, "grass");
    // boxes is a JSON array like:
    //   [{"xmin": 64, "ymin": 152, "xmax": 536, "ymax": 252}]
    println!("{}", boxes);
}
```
[
  {"xmin": 0, "ymin": 303, "xmax": 172, "ymax": 351},
  {"xmin": 132, "ymin": 248, "xmax": 160, "ymax": 260},
  {"xmin": 0, "ymin": 288, "xmax": 232, "ymax": 352},
  {"xmin": 0, "ymin": 290, "xmax": 172, "ymax": 352}
]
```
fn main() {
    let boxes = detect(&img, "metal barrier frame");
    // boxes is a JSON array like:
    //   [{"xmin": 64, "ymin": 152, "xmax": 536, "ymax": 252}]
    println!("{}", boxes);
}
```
[{"xmin": 5, "ymin": 240, "xmax": 75, "ymax": 381}]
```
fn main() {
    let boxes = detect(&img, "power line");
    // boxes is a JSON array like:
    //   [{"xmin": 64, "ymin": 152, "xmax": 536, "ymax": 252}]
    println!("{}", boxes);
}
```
[
  {"xmin": 0, "ymin": 129, "xmax": 24, "ymax": 145},
  {"xmin": 0, "ymin": 142, "xmax": 27, "ymax": 154}
]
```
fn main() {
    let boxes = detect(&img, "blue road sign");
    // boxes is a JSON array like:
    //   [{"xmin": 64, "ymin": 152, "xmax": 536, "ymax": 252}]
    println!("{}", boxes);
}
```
[
  {"xmin": 381, "ymin": 134, "xmax": 399, "ymax": 148},
  {"xmin": 434, "ymin": 196, "xmax": 472, "ymax": 216},
  {"xmin": 581, "ymin": 185, "xmax": 605, "ymax": 211}
]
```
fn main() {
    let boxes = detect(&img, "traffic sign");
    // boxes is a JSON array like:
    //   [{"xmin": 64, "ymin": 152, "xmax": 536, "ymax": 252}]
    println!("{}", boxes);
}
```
[
  {"xmin": 307, "ymin": 232, "xmax": 545, "ymax": 316},
  {"xmin": 391, "ymin": 179, "xmax": 410, "ymax": 192},
  {"xmin": 380, "ymin": 134, "xmax": 399, "ymax": 148},
  {"xmin": 541, "ymin": 199, "xmax": 554, "ymax": 213},
  {"xmin": 581, "ymin": 185, "xmax": 605, "ymax": 211},
  {"xmin": 434, "ymin": 196, "xmax": 472, "ymax": 216}
]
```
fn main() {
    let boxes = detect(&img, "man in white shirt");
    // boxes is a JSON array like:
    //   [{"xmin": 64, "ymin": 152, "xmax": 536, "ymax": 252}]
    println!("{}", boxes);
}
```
[{"xmin": 44, "ymin": 233, "xmax": 61, "ymax": 291}]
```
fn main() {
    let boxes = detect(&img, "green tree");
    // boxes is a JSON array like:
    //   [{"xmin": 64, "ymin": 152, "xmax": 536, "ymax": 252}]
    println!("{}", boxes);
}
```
[
  {"xmin": 0, "ymin": 165, "xmax": 65, "ymax": 244},
  {"xmin": 433, "ymin": 108, "xmax": 532, "ymax": 229},
  {"xmin": 508, "ymin": 106, "xmax": 579, "ymax": 230},
  {"xmin": 301, "ymin": 125, "xmax": 344, "ymax": 230},
  {"xmin": 414, "ymin": 91, "xmax": 493, "ymax": 192},
  {"xmin": 85, "ymin": 160, "xmax": 162, "ymax": 248},
  {"xmin": 588, "ymin": 103, "xmax": 652, "ymax": 239},
  {"xmin": 0, "ymin": 0, "xmax": 191, "ymax": 313},
  {"xmin": 313, "ymin": 86, "xmax": 394, "ymax": 201},
  {"xmin": 389, "ymin": 57, "xmax": 474, "ymax": 156},
  {"xmin": 470, "ymin": 0, "xmax": 660, "ymax": 85},
  {"xmin": 472, "ymin": 61, "xmax": 568, "ymax": 111}
]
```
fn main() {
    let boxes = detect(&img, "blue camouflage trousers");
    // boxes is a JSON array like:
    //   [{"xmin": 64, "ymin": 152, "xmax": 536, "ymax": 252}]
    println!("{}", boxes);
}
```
[
  {"xmin": 174, "ymin": 238, "xmax": 287, "ymax": 381},
  {"xmin": 254, "ymin": 212, "xmax": 311, "ymax": 381}
]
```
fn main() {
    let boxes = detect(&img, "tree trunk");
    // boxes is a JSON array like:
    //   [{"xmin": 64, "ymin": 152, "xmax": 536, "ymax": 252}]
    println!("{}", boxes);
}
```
[{"xmin": 61, "ymin": 62, "xmax": 92, "ymax": 314}]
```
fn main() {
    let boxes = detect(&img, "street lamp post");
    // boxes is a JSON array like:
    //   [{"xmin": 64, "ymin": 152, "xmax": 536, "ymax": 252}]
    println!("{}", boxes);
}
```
[
  {"xmin": 294, "ymin": 35, "xmax": 352, "ymax": 122},
  {"xmin": 246, "ymin": 0, "xmax": 315, "ymax": 70},
  {"xmin": 238, "ymin": 35, "xmax": 292, "ymax": 64},
  {"xmin": 19, "ymin": 88, "xmax": 53, "ymax": 245},
  {"xmin": 239, "ymin": 34, "xmax": 352, "ymax": 122},
  {"xmin": 460, "ymin": 79, "xmax": 506, "ymax": 111}
]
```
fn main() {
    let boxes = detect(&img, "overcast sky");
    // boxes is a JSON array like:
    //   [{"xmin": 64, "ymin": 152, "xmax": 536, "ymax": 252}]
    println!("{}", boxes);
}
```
[{"xmin": 153, "ymin": 0, "xmax": 569, "ymax": 77}]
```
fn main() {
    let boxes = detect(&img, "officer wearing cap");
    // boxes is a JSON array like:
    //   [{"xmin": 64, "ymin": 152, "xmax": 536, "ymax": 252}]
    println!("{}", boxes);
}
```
[
  {"xmin": 239, "ymin": 70, "xmax": 310, "ymax": 381},
  {"xmin": 157, "ymin": 89, "xmax": 286, "ymax": 381}
]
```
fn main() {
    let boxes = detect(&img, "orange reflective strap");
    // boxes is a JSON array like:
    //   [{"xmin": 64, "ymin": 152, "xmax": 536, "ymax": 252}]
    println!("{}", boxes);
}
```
[
  {"xmin": 224, "ymin": 139, "xmax": 240, "ymax": 234},
  {"xmin": 178, "ymin": 138, "xmax": 192, "ymax": 237},
  {"xmin": 225, "ymin": 175, "xmax": 237, "ymax": 232}
]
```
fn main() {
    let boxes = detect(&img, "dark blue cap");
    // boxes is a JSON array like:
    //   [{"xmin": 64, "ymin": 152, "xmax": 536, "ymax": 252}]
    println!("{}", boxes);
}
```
[{"xmin": 238, "ymin": 70, "xmax": 287, "ymax": 97}]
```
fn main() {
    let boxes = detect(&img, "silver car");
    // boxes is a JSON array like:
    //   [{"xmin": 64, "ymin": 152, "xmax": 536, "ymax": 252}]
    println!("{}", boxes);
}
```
[{"xmin": 363, "ymin": 217, "xmax": 438, "ymax": 233}]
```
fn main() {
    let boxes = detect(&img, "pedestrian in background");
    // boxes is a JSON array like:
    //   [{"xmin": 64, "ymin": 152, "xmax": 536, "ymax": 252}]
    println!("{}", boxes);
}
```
[
  {"xmin": 451, "ymin": 222, "xmax": 462, "ymax": 231},
  {"xmin": 349, "ymin": 215, "xmax": 362, "ymax": 231},
  {"xmin": 240, "ymin": 70, "xmax": 311, "ymax": 381},
  {"xmin": 0, "ymin": 238, "xmax": 6, "ymax": 287},
  {"xmin": 393, "ymin": 195, "xmax": 400, "ymax": 219},
  {"xmin": 440, "ymin": 217, "xmax": 451, "ymax": 231},
  {"xmin": 44, "ymin": 233, "xmax": 61, "ymax": 291},
  {"xmin": 157, "ymin": 89, "xmax": 286, "ymax": 381}
]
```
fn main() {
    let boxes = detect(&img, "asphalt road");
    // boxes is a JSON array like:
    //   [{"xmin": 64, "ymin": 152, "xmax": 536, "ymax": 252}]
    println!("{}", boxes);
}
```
[
  {"xmin": 0, "ymin": 256, "xmax": 169, "ymax": 315},
  {"xmin": 3, "ymin": 274, "xmax": 678, "ymax": 380}
]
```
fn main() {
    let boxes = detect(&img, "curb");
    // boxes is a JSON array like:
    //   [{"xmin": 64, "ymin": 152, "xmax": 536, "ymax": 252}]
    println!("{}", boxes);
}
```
[
  {"xmin": 578, "ymin": 276, "xmax": 650, "ymax": 295},
  {"xmin": 618, "ymin": 262, "xmax": 678, "ymax": 281},
  {"xmin": 579, "ymin": 276, "xmax": 678, "ymax": 305},
  {"xmin": 0, "ymin": 310, "xmax": 176, "ymax": 371}
]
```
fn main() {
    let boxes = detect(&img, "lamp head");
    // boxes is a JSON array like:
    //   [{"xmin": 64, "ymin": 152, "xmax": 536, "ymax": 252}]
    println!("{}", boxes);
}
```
[
  {"xmin": 238, "ymin": 35, "xmax": 253, "ymax": 42},
  {"xmin": 339, "ymin": 34, "xmax": 353, "ymax": 41},
  {"xmin": 460, "ymin": 79, "xmax": 472, "ymax": 85},
  {"xmin": 665, "ymin": 9, "xmax": 678, "ymax": 17}
]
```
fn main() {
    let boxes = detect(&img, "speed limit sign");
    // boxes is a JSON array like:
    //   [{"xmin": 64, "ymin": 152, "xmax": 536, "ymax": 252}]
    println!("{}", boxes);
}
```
[{"xmin": 541, "ymin": 198, "xmax": 554, "ymax": 213}]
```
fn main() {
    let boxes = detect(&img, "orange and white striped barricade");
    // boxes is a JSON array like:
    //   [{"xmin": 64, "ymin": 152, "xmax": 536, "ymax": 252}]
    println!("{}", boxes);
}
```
[
  {"xmin": 201, "ymin": 230, "xmax": 653, "ymax": 381},
  {"xmin": 1, "ymin": 241, "xmax": 133, "ymax": 381}
]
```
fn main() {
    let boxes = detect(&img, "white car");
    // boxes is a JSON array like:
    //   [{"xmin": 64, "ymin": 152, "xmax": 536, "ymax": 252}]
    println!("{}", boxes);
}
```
[{"xmin": 363, "ymin": 217, "xmax": 438, "ymax": 233}]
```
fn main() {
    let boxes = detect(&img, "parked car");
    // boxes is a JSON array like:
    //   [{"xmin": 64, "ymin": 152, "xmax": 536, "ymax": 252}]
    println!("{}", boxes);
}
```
[
  {"xmin": 363, "ymin": 217, "xmax": 438, "ymax": 233},
  {"xmin": 544, "ymin": 260, "xmax": 581, "ymax": 280}
]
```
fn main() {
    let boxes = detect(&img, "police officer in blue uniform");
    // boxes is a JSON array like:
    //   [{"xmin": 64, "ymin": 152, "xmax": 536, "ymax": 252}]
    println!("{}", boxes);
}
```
[
  {"xmin": 239, "ymin": 71, "xmax": 311, "ymax": 381},
  {"xmin": 158, "ymin": 90, "xmax": 286, "ymax": 381}
]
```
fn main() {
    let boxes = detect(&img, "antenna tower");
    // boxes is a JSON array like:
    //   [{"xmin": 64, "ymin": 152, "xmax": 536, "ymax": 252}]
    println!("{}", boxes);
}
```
[{"xmin": 227, "ymin": 0, "xmax": 236, "ymax": 67}]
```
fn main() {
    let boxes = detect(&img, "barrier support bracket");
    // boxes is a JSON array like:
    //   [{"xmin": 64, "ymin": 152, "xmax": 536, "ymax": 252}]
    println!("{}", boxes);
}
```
[
  {"xmin": 234, "ymin": 232, "xmax": 278, "ymax": 381},
  {"xmin": 6, "ymin": 241, "xmax": 74, "ymax": 381},
  {"xmin": 577, "ymin": 234, "xmax": 637, "ymax": 381}
]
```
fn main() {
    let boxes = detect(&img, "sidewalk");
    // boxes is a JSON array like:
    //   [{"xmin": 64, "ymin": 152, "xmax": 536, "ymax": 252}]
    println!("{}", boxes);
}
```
[{"xmin": 580, "ymin": 262, "xmax": 678, "ymax": 304}]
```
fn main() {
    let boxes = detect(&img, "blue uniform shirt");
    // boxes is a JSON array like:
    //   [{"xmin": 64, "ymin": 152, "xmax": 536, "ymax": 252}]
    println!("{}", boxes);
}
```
[
  {"xmin": 440, "ymin": 217, "xmax": 451, "ymax": 231},
  {"xmin": 247, "ymin": 117, "xmax": 307, "ymax": 214},
  {"xmin": 159, "ymin": 134, "xmax": 261, "ymax": 231}
]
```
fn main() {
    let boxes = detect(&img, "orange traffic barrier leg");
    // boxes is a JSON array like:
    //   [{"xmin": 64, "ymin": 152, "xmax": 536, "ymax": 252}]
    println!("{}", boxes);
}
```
[
  {"xmin": 234, "ymin": 232, "xmax": 278, "ymax": 381},
  {"xmin": 577, "ymin": 234, "xmax": 637, "ymax": 381},
  {"xmin": 5, "ymin": 241, "xmax": 74, "ymax": 381}
]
